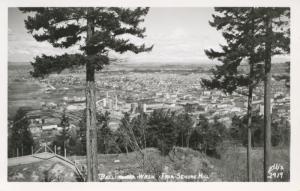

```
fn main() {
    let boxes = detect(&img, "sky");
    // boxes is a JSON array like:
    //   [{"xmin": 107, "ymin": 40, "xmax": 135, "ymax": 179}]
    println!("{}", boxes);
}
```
[{"xmin": 8, "ymin": 7, "xmax": 288, "ymax": 64}]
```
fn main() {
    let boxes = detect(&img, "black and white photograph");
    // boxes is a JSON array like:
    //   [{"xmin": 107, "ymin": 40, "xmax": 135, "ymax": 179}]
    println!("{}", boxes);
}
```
[{"xmin": 2, "ymin": 0, "xmax": 299, "ymax": 187}]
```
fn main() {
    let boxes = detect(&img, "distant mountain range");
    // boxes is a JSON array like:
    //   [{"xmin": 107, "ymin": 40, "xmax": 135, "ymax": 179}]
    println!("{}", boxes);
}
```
[
  {"xmin": 8, "ymin": 56, "xmax": 289, "ymax": 68},
  {"xmin": 8, "ymin": 62, "xmax": 30, "ymax": 66}
]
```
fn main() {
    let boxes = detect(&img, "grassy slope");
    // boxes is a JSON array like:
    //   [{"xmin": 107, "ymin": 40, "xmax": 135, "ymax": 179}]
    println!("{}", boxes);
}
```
[
  {"xmin": 70, "ymin": 147, "xmax": 221, "ymax": 182},
  {"xmin": 69, "ymin": 146, "xmax": 289, "ymax": 182},
  {"xmin": 209, "ymin": 146, "xmax": 290, "ymax": 182}
]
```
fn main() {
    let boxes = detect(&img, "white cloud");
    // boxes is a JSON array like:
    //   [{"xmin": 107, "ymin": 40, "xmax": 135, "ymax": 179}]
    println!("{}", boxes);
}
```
[
  {"xmin": 8, "ymin": 7, "xmax": 229, "ymax": 64},
  {"xmin": 115, "ymin": 27, "xmax": 222, "ymax": 64},
  {"xmin": 8, "ymin": 9, "xmax": 225, "ymax": 64},
  {"xmin": 8, "ymin": 32, "xmax": 82, "ymax": 62}
]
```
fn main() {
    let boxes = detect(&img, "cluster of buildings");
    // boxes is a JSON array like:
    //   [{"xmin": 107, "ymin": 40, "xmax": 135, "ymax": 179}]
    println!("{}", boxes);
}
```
[
  {"xmin": 11, "ymin": 70, "xmax": 290, "ymax": 146},
  {"xmin": 94, "ymin": 72, "xmax": 289, "ymax": 128}
]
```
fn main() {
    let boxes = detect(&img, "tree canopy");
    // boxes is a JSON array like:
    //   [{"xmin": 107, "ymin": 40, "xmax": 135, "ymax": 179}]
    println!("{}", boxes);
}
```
[
  {"xmin": 20, "ymin": 7, "xmax": 153, "ymax": 77},
  {"xmin": 202, "ymin": 7, "xmax": 289, "ymax": 94},
  {"xmin": 9, "ymin": 108, "xmax": 34, "ymax": 157},
  {"xmin": 202, "ymin": 8, "xmax": 265, "ymax": 94}
]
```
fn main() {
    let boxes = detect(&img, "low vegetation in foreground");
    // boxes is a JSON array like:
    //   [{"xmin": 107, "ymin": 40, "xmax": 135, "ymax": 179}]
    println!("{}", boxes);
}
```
[
  {"xmin": 210, "ymin": 146, "xmax": 289, "ymax": 182},
  {"xmin": 69, "ymin": 146, "xmax": 289, "ymax": 182},
  {"xmin": 8, "ymin": 107, "xmax": 290, "ymax": 182}
]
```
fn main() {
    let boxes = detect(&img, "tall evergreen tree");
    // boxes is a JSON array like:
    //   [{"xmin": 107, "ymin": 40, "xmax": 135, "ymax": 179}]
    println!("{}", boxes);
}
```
[
  {"xmin": 204, "ymin": 7, "xmax": 290, "ymax": 181},
  {"xmin": 131, "ymin": 112, "xmax": 148, "ymax": 149},
  {"xmin": 9, "ymin": 108, "xmax": 34, "ymax": 157},
  {"xmin": 256, "ymin": 7, "xmax": 290, "ymax": 181},
  {"xmin": 202, "ymin": 7, "xmax": 265, "ymax": 181},
  {"xmin": 53, "ymin": 109, "xmax": 70, "ymax": 155},
  {"xmin": 189, "ymin": 114, "xmax": 209, "ymax": 151},
  {"xmin": 175, "ymin": 112, "xmax": 193, "ymax": 147},
  {"xmin": 97, "ymin": 111, "xmax": 114, "ymax": 154},
  {"xmin": 118, "ymin": 112, "xmax": 133, "ymax": 153},
  {"xmin": 20, "ymin": 7, "xmax": 152, "ymax": 181}
]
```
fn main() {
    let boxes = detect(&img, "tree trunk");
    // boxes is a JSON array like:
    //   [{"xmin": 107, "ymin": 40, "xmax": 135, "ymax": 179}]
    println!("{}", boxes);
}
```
[
  {"xmin": 86, "ymin": 9, "xmax": 98, "ymax": 182},
  {"xmin": 143, "ymin": 129, "xmax": 147, "ymax": 149},
  {"xmin": 246, "ymin": 72, "xmax": 253, "ymax": 182},
  {"xmin": 125, "ymin": 143, "xmax": 128, "ymax": 154},
  {"xmin": 247, "ymin": 8, "xmax": 255, "ymax": 182},
  {"xmin": 187, "ymin": 134, "xmax": 190, "ymax": 148},
  {"xmin": 181, "ymin": 131, "xmax": 184, "ymax": 147},
  {"xmin": 142, "ymin": 120, "xmax": 147, "ymax": 149},
  {"xmin": 264, "ymin": 14, "xmax": 272, "ymax": 182}
]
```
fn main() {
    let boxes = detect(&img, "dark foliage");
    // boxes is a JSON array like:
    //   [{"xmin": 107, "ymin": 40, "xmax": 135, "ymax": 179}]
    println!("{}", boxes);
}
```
[
  {"xmin": 189, "ymin": 115, "xmax": 227, "ymax": 158},
  {"xmin": 75, "ymin": 109, "xmax": 117, "ymax": 155},
  {"xmin": 175, "ymin": 112, "xmax": 194, "ymax": 147},
  {"xmin": 202, "ymin": 8, "xmax": 266, "ymax": 94},
  {"xmin": 146, "ymin": 109, "xmax": 178, "ymax": 155},
  {"xmin": 202, "ymin": 7, "xmax": 289, "ymax": 94},
  {"xmin": 52, "ymin": 110, "xmax": 70, "ymax": 155},
  {"xmin": 230, "ymin": 114, "xmax": 290, "ymax": 147},
  {"xmin": 19, "ymin": 7, "xmax": 153, "ymax": 78},
  {"xmin": 8, "ymin": 108, "xmax": 34, "ymax": 157},
  {"xmin": 97, "ymin": 111, "xmax": 119, "ymax": 154},
  {"xmin": 116, "ymin": 110, "xmax": 227, "ymax": 158}
]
